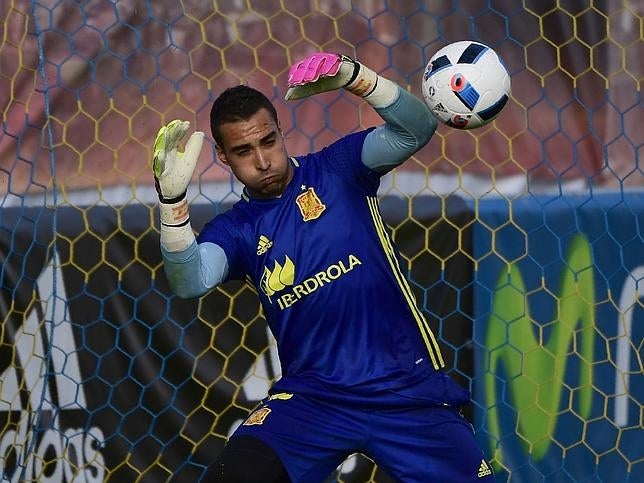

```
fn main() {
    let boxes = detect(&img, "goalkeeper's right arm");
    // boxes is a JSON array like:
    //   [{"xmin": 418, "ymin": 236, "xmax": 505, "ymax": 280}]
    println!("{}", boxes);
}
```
[{"xmin": 153, "ymin": 120, "xmax": 227, "ymax": 298}]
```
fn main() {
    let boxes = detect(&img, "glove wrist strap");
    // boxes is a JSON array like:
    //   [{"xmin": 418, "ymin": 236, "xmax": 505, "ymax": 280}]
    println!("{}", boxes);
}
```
[
  {"xmin": 344, "ymin": 62, "xmax": 378, "ymax": 98},
  {"xmin": 344, "ymin": 62, "xmax": 398, "ymax": 109},
  {"xmin": 159, "ymin": 195, "xmax": 190, "ymax": 227},
  {"xmin": 159, "ymin": 196, "xmax": 195, "ymax": 253},
  {"xmin": 158, "ymin": 191, "xmax": 186, "ymax": 205}
]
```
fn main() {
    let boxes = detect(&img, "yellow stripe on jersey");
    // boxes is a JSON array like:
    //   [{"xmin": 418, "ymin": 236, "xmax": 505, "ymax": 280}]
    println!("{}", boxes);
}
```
[{"xmin": 367, "ymin": 197, "xmax": 445, "ymax": 369}]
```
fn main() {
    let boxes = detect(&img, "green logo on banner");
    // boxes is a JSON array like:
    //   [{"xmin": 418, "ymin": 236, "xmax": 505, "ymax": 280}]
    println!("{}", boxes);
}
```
[{"xmin": 484, "ymin": 234, "xmax": 595, "ymax": 464}]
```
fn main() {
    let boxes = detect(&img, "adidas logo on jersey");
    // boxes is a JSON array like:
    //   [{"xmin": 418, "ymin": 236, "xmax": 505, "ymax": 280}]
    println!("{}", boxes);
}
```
[
  {"xmin": 478, "ymin": 459, "xmax": 492, "ymax": 478},
  {"xmin": 256, "ymin": 234, "xmax": 273, "ymax": 255},
  {"xmin": 0, "ymin": 251, "xmax": 105, "ymax": 482}
]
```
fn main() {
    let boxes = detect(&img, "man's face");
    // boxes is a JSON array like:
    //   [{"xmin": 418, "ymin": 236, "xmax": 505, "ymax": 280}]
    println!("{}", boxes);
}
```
[{"xmin": 215, "ymin": 108, "xmax": 292, "ymax": 199}]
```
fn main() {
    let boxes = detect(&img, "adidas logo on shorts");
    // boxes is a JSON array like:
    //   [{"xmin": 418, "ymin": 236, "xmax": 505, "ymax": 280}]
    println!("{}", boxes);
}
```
[{"xmin": 478, "ymin": 459, "xmax": 493, "ymax": 478}]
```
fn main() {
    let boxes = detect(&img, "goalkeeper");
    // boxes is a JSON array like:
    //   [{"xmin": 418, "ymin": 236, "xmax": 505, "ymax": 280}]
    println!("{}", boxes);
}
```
[{"xmin": 153, "ymin": 53, "xmax": 494, "ymax": 482}]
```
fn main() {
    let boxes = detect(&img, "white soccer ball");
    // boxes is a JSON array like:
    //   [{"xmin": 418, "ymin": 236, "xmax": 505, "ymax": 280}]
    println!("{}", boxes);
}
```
[{"xmin": 421, "ymin": 40, "xmax": 511, "ymax": 130}]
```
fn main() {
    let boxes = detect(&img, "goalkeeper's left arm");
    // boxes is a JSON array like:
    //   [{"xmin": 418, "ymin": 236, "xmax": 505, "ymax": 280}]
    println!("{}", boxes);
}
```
[
  {"xmin": 286, "ymin": 53, "xmax": 437, "ymax": 174},
  {"xmin": 152, "ymin": 120, "xmax": 227, "ymax": 298}
]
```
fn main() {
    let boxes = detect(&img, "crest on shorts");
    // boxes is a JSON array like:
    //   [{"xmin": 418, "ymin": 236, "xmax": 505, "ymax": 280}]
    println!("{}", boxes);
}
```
[
  {"xmin": 296, "ymin": 187, "xmax": 326, "ymax": 221},
  {"xmin": 243, "ymin": 407, "xmax": 271, "ymax": 426}
]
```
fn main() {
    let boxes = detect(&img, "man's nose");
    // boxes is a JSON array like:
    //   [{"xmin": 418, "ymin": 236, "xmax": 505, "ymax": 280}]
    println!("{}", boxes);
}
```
[{"xmin": 256, "ymin": 150, "xmax": 270, "ymax": 170}]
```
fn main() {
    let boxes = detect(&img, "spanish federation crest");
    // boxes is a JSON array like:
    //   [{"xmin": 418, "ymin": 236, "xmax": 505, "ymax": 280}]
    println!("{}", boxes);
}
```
[
  {"xmin": 295, "ymin": 187, "xmax": 326, "ymax": 221},
  {"xmin": 243, "ymin": 407, "xmax": 271, "ymax": 426}
]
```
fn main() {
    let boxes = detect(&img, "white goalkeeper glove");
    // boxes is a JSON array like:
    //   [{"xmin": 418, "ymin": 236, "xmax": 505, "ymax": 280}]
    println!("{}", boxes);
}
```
[
  {"xmin": 285, "ymin": 53, "xmax": 398, "ymax": 108},
  {"xmin": 152, "ymin": 120, "xmax": 204, "ymax": 251},
  {"xmin": 153, "ymin": 119, "xmax": 204, "ymax": 205}
]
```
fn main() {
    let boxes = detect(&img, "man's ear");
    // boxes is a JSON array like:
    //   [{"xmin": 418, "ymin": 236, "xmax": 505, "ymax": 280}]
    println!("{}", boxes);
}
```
[{"xmin": 215, "ymin": 145, "xmax": 229, "ymax": 166}]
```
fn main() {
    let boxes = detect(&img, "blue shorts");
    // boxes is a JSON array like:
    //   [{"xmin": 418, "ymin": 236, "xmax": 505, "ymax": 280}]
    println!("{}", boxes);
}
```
[{"xmin": 233, "ymin": 392, "xmax": 495, "ymax": 483}]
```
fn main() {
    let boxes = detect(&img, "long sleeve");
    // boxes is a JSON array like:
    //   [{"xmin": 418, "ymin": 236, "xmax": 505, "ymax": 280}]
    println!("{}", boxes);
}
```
[
  {"xmin": 361, "ymin": 86, "xmax": 437, "ymax": 173},
  {"xmin": 161, "ymin": 240, "xmax": 229, "ymax": 298}
]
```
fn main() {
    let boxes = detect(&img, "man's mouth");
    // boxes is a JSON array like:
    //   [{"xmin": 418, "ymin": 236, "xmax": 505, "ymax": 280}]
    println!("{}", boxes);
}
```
[{"xmin": 261, "ymin": 175, "xmax": 278, "ymax": 184}]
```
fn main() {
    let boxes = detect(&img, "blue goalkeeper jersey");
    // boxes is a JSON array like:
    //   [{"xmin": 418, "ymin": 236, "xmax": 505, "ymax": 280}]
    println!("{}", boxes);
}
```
[{"xmin": 197, "ymin": 129, "xmax": 469, "ymax": 408}]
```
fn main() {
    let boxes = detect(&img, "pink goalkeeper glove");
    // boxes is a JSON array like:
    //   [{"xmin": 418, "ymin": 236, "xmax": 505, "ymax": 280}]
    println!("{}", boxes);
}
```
[{"xmin": 285, "ymin": 53, "xmax": 379, "ymax": 101}]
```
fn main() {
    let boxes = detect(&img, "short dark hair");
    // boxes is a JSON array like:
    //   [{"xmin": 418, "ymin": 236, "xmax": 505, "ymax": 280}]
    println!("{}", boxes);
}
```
[{"xmin": 210, "ymin": 84, "xmax": 279, "ymax": 147}]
